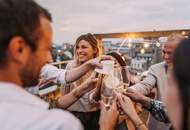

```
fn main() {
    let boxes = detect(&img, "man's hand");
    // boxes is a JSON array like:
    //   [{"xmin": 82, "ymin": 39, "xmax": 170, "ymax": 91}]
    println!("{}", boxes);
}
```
[
  {"xmin": 38, "ymin": 77, "xmax": 56, "ymax": 88},
  {"xmin": 124, "ymin": 88, "xmax": 151, "ymax": 109},
  {"xmin": 124, "ymin": 88, "xmax": 146, "ymax": 103},
  {"xmin": 99, "ymin": 99, "xmax": 119, "ymax": 130}
]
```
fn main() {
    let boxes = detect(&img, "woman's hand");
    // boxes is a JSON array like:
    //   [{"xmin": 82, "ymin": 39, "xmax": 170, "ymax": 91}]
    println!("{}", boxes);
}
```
[
  {"xmin": 117, "ymin": 94, "xmax": 148, "ymax": 130},
  {"xmin": 99, "ymin": 99, "xmax": 119, "ymax": 130},
  {"xmin": 56, "ymin": 73, "xmax": 98, "ymax": 109},
  {"xmin": 73, "ymin": 73, "xmax": 98, "ymax": 98},
  {"xmin": 87, "ymin": 55, "xmax": 113, "ymax": 68},
  {"xmin": 117, "ymin": 93, "xmax": 137, "ymax": 119}
]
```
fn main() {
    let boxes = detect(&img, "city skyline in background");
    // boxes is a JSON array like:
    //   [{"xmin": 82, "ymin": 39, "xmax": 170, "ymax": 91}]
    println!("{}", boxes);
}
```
[{"xmin": 37, "ymin": 0, "xmax": 190, "ymax": 45}]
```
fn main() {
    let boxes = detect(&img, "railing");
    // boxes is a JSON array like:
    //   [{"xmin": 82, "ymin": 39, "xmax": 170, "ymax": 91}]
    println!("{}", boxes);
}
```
[{"xmin": 51, "ymin": 60, "xmax": 71, "ymax": 69}]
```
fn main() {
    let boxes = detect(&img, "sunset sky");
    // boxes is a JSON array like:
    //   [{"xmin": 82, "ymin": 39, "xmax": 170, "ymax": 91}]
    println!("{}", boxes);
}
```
[{"xmin": 37, "ymin": 0, "xmax": 190, "ymax": 44}]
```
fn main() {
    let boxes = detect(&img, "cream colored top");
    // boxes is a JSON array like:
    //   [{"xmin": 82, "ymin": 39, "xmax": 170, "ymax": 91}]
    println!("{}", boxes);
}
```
[{"xmin": 62, "ymin": 60, "xmax": 99, "ymax": 112}]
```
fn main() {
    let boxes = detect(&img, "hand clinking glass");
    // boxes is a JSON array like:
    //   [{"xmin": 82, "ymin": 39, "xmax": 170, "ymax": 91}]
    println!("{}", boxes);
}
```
[{"xmin": 95, "ymin": 61, "xmax": 130, "ymax": 111}]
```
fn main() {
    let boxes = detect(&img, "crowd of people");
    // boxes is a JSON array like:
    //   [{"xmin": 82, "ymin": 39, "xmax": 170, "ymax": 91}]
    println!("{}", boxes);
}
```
[{"xmin": 0, "ymin": 0, "xmax": 189, "ymax": 130}]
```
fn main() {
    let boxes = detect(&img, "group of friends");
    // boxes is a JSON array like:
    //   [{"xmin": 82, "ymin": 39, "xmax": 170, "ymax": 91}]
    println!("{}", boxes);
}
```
[{"xmin": 0, "ymin": 0, "xmax": 189, "ymax": 130}]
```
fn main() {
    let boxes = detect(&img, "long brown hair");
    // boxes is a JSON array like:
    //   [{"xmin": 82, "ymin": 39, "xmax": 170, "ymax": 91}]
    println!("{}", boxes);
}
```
[
  {"xmin": 73, "ymin": 33, "xmax": 101, "ymax": 86},
  {"xmin": 107, "ymin": 51, "xmax": 129, "ymax": 83},
  {"xmin": 74, "ymin": 33, "xmax": 101, "ymax": 65}
]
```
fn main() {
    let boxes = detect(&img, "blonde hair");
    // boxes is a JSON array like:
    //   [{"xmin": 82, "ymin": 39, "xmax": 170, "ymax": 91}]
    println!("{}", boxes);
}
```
[{"xmin": 74, "ymin": 33, "xmax": 102, "ymax": 65}]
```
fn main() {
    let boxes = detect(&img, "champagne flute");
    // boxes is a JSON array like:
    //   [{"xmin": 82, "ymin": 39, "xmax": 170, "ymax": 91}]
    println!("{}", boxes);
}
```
[
  {"xmin": 112, "ymin": 66, "xmax": 130, "ymax": 115},
  {"xmin": 101, "ymin": 74, "xmax": 115, "ymax": 110},
  {"xmin": 113, "ymin": 66, "xmax": 130, "ymax": 94}
]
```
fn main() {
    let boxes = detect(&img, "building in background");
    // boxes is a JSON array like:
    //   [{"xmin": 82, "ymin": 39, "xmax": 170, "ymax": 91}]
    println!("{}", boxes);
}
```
[{"xmin": 102, "ymin": 38, "xmax": 163, "ymax": 73}]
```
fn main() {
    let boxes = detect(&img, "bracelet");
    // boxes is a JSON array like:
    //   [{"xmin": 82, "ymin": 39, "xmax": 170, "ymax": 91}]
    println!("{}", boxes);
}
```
[
  {"xmin": 89, "ymin": 93, "xmax": 99, "ymax": 104},
  {"xmin": 135, "ymin": 122, "xmax": 144, "ymax": 128},
  {"xmin": 147, "ymin": 99, "xmax": 154, "ymax": 111}
]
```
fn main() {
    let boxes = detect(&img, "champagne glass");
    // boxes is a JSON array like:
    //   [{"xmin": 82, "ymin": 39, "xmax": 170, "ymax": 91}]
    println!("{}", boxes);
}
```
[
  {"xmin": 101, "ymin": 74, "xmax": 115, "ymax": 110},
  {"xmin": 100, "ymin": 66, "xmax": 130, "ymax": 109},
  {"xmin": 113, "ymin": 66, "xmax": 130, "ymax": 93},
  {"xmin": 112, "ymin": 66, "xmax": 130, "ymax": 115}
]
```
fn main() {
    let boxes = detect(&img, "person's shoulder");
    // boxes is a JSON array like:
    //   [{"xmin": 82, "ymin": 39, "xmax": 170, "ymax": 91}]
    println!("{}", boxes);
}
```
[
  {"xmin": 46, "ymin": 109, "xmax": 83, "ymax": 130},
  {"xmin": 150, "ymin": 62, "xmax": 165, "ymax": 69},
  {"xmin": 48, "ymin": 108, "xmax": 77, "ymax": 120},
  {"xmin": 0, "ymin": 100, "xmax": 83, "ymax": 130},
  {"xmin": 26, "ymin": 108, "xmax": 83, "ymax": 130}
]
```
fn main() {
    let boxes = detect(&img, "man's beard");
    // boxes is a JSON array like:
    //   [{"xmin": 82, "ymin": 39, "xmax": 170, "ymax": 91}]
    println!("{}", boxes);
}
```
[{"xmin": 20, "ymin": 66, "xmax": 39, "ymax": 88}]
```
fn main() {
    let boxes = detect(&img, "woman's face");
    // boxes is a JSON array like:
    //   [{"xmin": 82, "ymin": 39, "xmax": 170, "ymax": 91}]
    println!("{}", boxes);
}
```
[
  {"xmin": 113, "ymin": 57, "xmax": 121, "ymax": 68},
  {"xmin": 165, "ymin": 71, "xmax": 182, "ymax": 130},
  {"xmin": 76, "ymin": 40, "xmax": 97, "ymax": 64}
]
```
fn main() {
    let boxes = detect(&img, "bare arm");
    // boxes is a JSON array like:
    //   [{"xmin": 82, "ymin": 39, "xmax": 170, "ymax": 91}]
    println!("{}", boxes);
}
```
[
  {"xmin": 65, "ymin": 55, "xmax": 112, "ymax": 83},
  {"xmin": 40, "ymin": 56, "xmax": 112, "ymax": 86},
  {"xmin": 117, "ymin": 94, "xmax": 148, "ymax": 130},
  {"xmin": 99, "ymin": 100, "xmax": 119, "ymax": 130},
  {"xmin": 56, "ymin": 73, "xmax": 98, "ymax": 109}
]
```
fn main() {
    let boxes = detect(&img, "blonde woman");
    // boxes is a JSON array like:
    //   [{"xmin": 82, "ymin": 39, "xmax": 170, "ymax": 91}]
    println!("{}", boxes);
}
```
[{"xmin": 62, "ymin": 33, "xmax": 102, "ymax": 130}]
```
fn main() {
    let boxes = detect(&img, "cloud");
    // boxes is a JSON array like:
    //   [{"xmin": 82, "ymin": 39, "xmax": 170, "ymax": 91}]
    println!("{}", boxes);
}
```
[{"xmin": 37, "ymin": 0, "xmax": 190, "ymax": 44}]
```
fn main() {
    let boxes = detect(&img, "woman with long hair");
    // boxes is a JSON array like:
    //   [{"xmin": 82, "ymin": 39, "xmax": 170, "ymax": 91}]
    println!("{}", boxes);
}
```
[
  {"xmin": 62, "ymin": 33, "xmax": 102, "ymax": 130},
  {"xmin": 107, "ymin": 51, "xmax": 129, "ymax": 83}
]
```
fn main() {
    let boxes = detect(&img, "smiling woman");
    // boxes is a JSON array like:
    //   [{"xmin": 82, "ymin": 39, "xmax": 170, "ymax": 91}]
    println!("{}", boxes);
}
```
[
  {"xmin": 75, "ymin": 33, "xmax": 100, "ymax": 64},
  {"xmin": 61, "ymin": 33, "xmax": 102, "ymax": 130}
]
